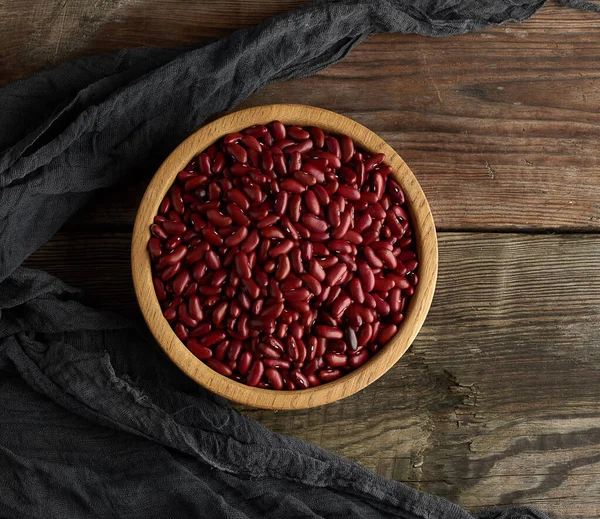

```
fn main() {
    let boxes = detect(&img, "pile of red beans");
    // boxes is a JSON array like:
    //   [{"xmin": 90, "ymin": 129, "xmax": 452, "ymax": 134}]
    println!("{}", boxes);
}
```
[{"xmin": 148, "ymin": 122, "xmax": 418, "ymax": 390}]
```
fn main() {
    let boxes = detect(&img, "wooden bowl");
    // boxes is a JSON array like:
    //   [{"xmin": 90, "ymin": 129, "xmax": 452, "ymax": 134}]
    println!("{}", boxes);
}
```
[{"xmin": 132, "ymin": 104, "xmax": 437, "ymax": 410}]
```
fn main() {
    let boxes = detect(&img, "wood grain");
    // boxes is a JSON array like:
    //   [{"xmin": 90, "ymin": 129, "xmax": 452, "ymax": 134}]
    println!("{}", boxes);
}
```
[
  {"xmin": 24, "ymin": 231, "xmax": 600, "ymax": 516},
  {"xmin": 130, "ymin": 105, "xmax": 438, "ymax": 409}
]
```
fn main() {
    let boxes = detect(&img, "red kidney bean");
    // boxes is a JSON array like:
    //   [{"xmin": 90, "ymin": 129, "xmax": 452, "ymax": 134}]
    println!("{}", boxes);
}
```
[
  {"xmin": 160, "ymin": 262, "xmax": 181, "ymax": 281},
  {"xmin": 159, "ymin": 196, "xmax": 171, "ymax": 215},
  {"xmin": 303, "ymin": 190, "xmax": 320, "ymax": 215},
  {"xmin": 153, "ymin": 278, "xmax": 167, "ymax": 301},
  {"xmin": 275, "ymin": 190, "xmax": 289, "ymax": 215},
  {"xmin": 226, "ymin": 203, "xmax": 250, "ymax": 227},
  {"xmin": 187, "ymin": 340, "xmax": 213, "ymax": 360},
  {"xmin": 162, "ymin": 220, "xmax": 186, "ymax": 235},
  {"xmin": 315, "ymin": 325, "xmax": 343, "ymax": 339},
  {"xmin": 324, "ymin": 352, "xmax": 347, "ymax": 368},
  {"xmin": 263, "ymin": 358, "xmax": 290, "ymax": 371},
  {"xmin": 331, "ymin": 293, "xmax": 352, "ymax": 319},
  {"xmin": 318, "ymin": 369, "xmax": 342, "ymax": 382},
  {"xmin": 309, "ymin": 127, "xmax": 325, "ymax": 149},
  {"xmin": 205, "ymin": 358, "xmax": 232, "ymax": 377},
  {"xmin": 287, "ymin": 126, "xmax": 310, "ymax": 141},
  {"xmin": 340, "ymin": 135, "xmax": 354, "ymax": 164},
  {"xmin": 302, "ymin": 164, "xmax": 326, "ymax": 183},
  {"xmin": 311, "ymin": 150, "xmax": 341, "ymax": 169},
  {"xmin": 265, "ymin": 368, "xmax": 284, "ymax": 390},
  {"xmin": 324, "ymin": 263, "xmax": 347, "ymax": 286},
  {"xmin": 214, "ymin": 340, "xmax": 230, "ymax": 361},
  {"xmin": 348, "ymin": 349, "xmax": 369, "ymax": 368},
  {"xmin": 284, "ymin": 139, "xmax": 313, "ymax": 155},
  {"xmin": 286, "ymin": 336, "xmax": 300, "ymax": 361},
  {"xmin": 151, "ymin": 224, "xmax": 169, "ymax": 241},
  {"xmin": 357, "ymin": 261, "xmax": 375, "ymax": 292},
  {"xmin": 148, "ymin": 238, "xmax": 162, "ymax": 259},
  {"xmin": 292, "ymin": 170, "xmax": 315, "ymax": 187},
  {"xmin": 172, "ymin": 269, "xmax": 191, "ymax": 295},
  {"xmin": 290, "ymin": 370, "xmax": 309, "ymax": 389}
]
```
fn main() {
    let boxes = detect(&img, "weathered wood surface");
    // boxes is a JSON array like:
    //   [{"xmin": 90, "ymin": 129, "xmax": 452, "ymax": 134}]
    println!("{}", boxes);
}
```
[
  {"xmin": 3, "ymin": 3, "xmax": 599, "ymax": 231},
  {"xmin": 5, "ymin": 0, "xmax": 600, "ymax": 516},
  {"xmin": 24, "ymin": 232, "xmax": 600, "ymax": 515}
]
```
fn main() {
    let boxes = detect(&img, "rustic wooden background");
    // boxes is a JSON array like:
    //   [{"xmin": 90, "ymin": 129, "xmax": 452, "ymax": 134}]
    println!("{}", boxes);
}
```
[{"xmin": 3, "ymin": 1, "xmax": 600, "ymax": 517}]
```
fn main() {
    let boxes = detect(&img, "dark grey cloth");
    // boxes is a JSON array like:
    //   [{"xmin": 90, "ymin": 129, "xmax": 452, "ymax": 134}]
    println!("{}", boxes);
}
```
[{"xmin": 2, "ymin": 1, "xmax": 596, "ymax": 517}]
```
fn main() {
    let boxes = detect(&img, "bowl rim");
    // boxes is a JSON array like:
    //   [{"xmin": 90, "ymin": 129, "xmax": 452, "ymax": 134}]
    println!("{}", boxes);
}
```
[{"xmin": 132, "ymin": 104, "xmax": 438, "ymax": 410}]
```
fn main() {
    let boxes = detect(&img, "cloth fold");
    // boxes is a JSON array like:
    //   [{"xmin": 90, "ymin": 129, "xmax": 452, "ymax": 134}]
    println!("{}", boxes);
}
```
[{"xmin": 2, "ymin": 0, "xmax": 593, "ymax": 517}]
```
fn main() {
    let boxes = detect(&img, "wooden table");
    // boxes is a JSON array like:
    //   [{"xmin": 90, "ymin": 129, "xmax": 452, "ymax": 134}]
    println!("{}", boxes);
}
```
[{"xmin": 3, "ymin": 1, "xmax": 600, "ymax": 517}]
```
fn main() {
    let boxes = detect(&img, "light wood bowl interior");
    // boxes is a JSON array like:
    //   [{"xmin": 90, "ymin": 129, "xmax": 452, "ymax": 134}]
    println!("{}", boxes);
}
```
[{"xmin": 132, "ymin": 104, "xmax": 438, "ymax": 409}]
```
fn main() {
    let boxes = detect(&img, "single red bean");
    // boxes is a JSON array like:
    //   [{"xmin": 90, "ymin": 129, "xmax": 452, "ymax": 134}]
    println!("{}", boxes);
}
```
[
  {"xmin": 153, "ymin": 278, "xmax": 167, "ymax": 301},
  {"xmin": 148, "ymin": 238, "xmax": 162, "ymax": 259},
  {"xmin": 205, "ymin": 250, "xmax": 221, "ymax": 270},
  {"xmin": 325, "ymin": 263, "xmax": 347, "ymax": 286},
  {"xmin": 275, "ymin": 190, "xmax": 289, "ymax": 215},
  {"xmin": 378, "ymin": 324, "xmax": 397, "ymax": 344},
  {"xmin": 259, "ymin": 343, "xmax": 281, "ymax": 359},
  {"xmin": 281, "ymin": 178, "xmax": 305, "ymax": 194},
  {"xmin": 170, "ymin": 186, "xmax": 184, "ymax": 214},
  {"xmin": 325, "ymin": 136, "xmax": 341, "ymax": 159},
  {"xmin": 280, "ymin": 276, "xmax": 302, "ymax": 291},
  {"xmin": 293, "ymin": 170, "xmax": 317, "ymax": 186},
  {"xmin": 357, "ymin": 261, "xmax": 376, "ymax": 292},
  {"xmin": 332, "ymin": 293, "xmax": 352, "ymax": 319},
  {"xmin": 288, "ymin": 194, "xmax": 302, "ymax": 222},
  {"xmin": 347, "ymin": 278, "xmax": 365, "ymax": 304},
  {"xmin": 245, "ymin": 360, "xmax": 264, "ymax": 387},
  {"xmin": 205, "ymin": 358, "xmax": 233, "ymax": 377},
  {"xmin": 241, "ymin": 135, "xmax": 262, "ymax": 152},
  {"xmin": 309, "ymin": 260, "xmax": 326, "ymax": 282},
  {"xmin": 309, "ymin": 127, "xmax": 325, "ymax": 148},
  {"xmin": 214, "ymin": 340, "xmax": 230, "ymax": 361},
  {"xmin": 187, "ymin": 340, "xmax": 213, "ymax": 360},
  {"xmin": 226, "ymin": 203, "xmax": 251, "ymax": 226},
  {"xmin": 227, "ymin": 189, "xmax": 250, "ymax": 210},
  {"xmin": 373, "ymin": 277, "xmax": 394, "ymax": 292},
  {"xmin": 236, "ymin": 351, "xmax": 252, "ymax": 376},
  {"xmin": 364, "ymin": 153, "xmax": 386, "ymax": 172},
  {"xmin": 348, "ymin": 349, "xmax": 370, "ymax": 368},
  {"xmin": 271, "ymin": 121, "xmax": 286, "ymax": 140},
  {"xmin": 172, "ymin": 269, "xmax": 191, "ymax": 295},
  {"xmin": 324, "ymin": 352, "xmax": 347, "ymax": 368},
  {"xmin": 340, "ymin": 135, "xmax": 354, "ymax": 164},
  {"xmin": 151, "ymin": 224, "xmax": 169, "ymax": 241},
  {"xmin": 269, "ymin": 239, "xmax": 294, "ymax": 257},
  {"xmin": 290, "ymin": 370, "xmax": 309, "ymax": 389},
  {"xmin": 242, "ymin": 278, "xmax": 261, "ymax": 299},
  {"xmin": 318, "ymin": 369, "xmax": 342, "ymax": 382},
  {"xmin": 284, "ymin": 139, "xmax": 313, "ymax": 155},
  {"xmin": 160, "ymin": 262, "xmax": 181, "ymax": 281},
  {"xmin": 165, "ymin": 235, "xmax": 182, "ymax": 251},
  {"xmin": 315, "ymin": 325, "xmax": 343, "ymax": 339},
  {"xmin": 273, "ymin": 150, "xmax": 288, "ymax": 176},
  {"xmin": 265, "ymin": 368, "xmax": 284, "ymax": 390},
  {"xmin": 289, "ymin": 152, "xmax": 302, "ymax": 173},
  {"xmin": 162, "ymin": 220, "xmax": 186, "ymax": 235},
  {"xmin": 287, "ymin": 126, "xmax": 310, "ymax": 140},
  {"xmin": 159, "ymin": 196, "xmax": 171, "ymax": 215}
]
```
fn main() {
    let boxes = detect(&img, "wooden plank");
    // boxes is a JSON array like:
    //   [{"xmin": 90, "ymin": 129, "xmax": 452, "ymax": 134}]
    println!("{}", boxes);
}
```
[
  {"xmin": 23, "ymin": 231, "xmax": 600, "ymax": 516},
  {"xmin": 0, "ymin": 0, "xmax": 309, "ymax": 83},
  {"xmin": 12, "ymin": 3, "xmax": 594, "ymax": 232}
]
